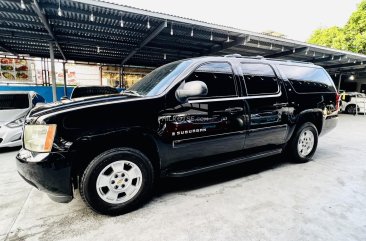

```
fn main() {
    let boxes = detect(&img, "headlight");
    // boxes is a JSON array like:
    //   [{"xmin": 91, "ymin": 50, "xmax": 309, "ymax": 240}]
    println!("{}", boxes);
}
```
[
  {"xmin": 23, "ymin": 125, "xmax": 57, "ymax": 152},
  {"xmin": 6, "ymin": 117, "xmax": 25, "ymax": 128}
]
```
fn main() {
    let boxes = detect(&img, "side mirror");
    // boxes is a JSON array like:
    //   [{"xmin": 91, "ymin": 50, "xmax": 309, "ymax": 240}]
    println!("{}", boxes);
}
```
[{"xmin": 175, "ymin": 81, "xmax": 208, "ymax": 102}]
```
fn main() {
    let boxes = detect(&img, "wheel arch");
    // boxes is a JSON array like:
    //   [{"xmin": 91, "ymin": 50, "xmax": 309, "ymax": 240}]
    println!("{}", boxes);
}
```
[
  {"xmin": 288, "ymin": 109, "xmax": 323, "ymax": 141},
  {"xmin": 296, "ymin": 109, "xmax": 323, "ymax": 135},
  {"xmin": 345, "ymin": 103, "xmax": 359, "ymax": 114},
  {"xmin": 69, "ymin": 128, "xmax": 161, "ymax": 187}
]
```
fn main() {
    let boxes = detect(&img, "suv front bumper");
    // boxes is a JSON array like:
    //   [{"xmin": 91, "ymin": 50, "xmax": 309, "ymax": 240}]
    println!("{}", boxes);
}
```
[{"xmin": 16, "ymin": 149, "xmax": 73, "ymax": 203}]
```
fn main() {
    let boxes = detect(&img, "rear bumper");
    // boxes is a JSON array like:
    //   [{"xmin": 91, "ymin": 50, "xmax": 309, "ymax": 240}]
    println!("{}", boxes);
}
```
[
  {"xmin": 16, "ymin": 149, "xmax": 73, "ymax": 203},
  {"xmin": 320, "ymin": 114, "xmax": 338, "ymax": 136}
]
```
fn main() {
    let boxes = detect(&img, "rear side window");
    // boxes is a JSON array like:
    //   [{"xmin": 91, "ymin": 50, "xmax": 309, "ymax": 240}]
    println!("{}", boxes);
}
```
[
  {"xmin": 278, "ymin": 65, "xmax": 335, "ymax": 93},
  {"xmin": 241, "ymin": 63, "xmax": 279, "ymax": 95},
  {"xmin": 186, "ymin": 62, "xmax": 237, "ymax": 98}
]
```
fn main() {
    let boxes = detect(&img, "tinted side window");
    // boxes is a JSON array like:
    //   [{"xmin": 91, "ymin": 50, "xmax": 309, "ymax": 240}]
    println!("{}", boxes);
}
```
[
  {"xmin": 186, "ymin": 62, "xmax": 237, "ymax": 98},
  {"xmin": 241, "ymin": 63, "xmax": 279, "ymax": 95},
  {"xmin": 278, "ymin": 65, "xmax": 335, "ymax": 93}
]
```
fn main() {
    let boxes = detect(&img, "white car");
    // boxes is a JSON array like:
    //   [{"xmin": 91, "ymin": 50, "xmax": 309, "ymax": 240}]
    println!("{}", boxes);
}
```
[
  {"xmin": 0, "ymin": 91, "xmax": 45, "ymax": 148},
  {"xmin": 340, "ymin": 92, "xmax": 366, "ymax": 114}
]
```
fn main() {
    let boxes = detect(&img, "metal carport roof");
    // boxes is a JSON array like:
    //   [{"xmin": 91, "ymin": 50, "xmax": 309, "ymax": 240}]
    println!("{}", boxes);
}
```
[{"xmin": 1, "ymin": 0, "xmax": 366, "ymax": 75}]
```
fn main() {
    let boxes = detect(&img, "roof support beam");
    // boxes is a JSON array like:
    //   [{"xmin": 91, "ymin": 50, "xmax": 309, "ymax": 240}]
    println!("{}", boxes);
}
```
[
  {"xmin": 0, "ymin": 42, "xmax": 18, "ymax": 56},
  {"xmin": 0, "ymin": 30, "xmax": 51, "ymax": 41},
  {"xmin": 207, "ymin": 36, "xmax": 246, "ymax": 55},
  {"xmin": 31, "ymin": 0, "xmax": 66, "ymax": 60},
  {"xmin": 0, "ymin": 17, "xmax": 43, "ymax": 27},
  {"xmin": 264, "ymin": 47, "xmax": 308, "ymax": 58},
  {"xmin": 59, "ymin": 41, "xmax": 196, "ymax": 58},
  {"xmin": 122, "ymin": 20, "xmax": 167, "ymax": 65},
  {"xmin": 324, "ymin": 62, "xmax": 364, "ymax": 69},
  {"xmin": 310, "ymin": 55, "xmax": 344, "ymax": 63}
]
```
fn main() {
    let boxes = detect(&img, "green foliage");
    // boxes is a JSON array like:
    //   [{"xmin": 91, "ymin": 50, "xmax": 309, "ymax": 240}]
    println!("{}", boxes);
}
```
[
  {"xmin": 308, "ymin": 27, "xmax": 347, "ymax": 50},
  {"xmin": 308, "ymin": 0, "xmax": 366, "ymax": 54}
]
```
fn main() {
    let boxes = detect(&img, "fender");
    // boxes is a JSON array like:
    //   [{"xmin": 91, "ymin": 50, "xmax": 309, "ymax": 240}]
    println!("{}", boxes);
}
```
[
  {"xmin": 286, "ymin": 108, "xmax": 323, "ymax": 142},
  {"xmin": 68, "ymin": 127, "xmax": 162, "ymax": 178}
]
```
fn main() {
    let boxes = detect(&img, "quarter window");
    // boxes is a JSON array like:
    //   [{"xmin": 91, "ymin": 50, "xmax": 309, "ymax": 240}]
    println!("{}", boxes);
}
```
[
  {"xmin": 241, "ymin": 63, "xmax": 279, "ymax": 95},
  {"xmin": 186, "ymin": 62, "xmax": 237, "ymax": 98},
  {"xmin": 278, "ymin": 65, "xmax": 335, "ymax": 93}
]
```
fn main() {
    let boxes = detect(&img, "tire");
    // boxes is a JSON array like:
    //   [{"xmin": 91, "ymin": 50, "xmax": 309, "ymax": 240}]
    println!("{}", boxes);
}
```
[
  {"xmin": 286, "ymin": 122, "xmax": 318, "ymax": 163},
  {"xmin": 80, "ymin": 148, "xmax": 154, "ymax": 216},
  {"xmin": 345, "ymin": 104, "xmax": 358, "ymax": 115}
]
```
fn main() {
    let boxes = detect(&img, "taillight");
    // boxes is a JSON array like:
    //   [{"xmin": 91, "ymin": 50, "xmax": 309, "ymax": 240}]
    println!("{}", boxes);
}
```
[{"xmin": 335, "ymin": 93, "xmax": 340, "ymax": 111}]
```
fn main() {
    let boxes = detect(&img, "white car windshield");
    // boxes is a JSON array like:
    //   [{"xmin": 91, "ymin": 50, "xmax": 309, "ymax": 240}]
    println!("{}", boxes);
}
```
[{"xmin": 0, "ymin": 94, "xmax": 29, "ymax": 110}]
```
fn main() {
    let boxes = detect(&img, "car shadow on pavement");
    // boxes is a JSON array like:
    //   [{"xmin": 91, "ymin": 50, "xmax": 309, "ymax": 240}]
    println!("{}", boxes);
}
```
[
  {"xmin": 0, "ymin": 146, "xmax": 21, "ymax": 154},
  {"xmin": 155, "ymin": 154, "xmax": 287, "ymax": 196}
]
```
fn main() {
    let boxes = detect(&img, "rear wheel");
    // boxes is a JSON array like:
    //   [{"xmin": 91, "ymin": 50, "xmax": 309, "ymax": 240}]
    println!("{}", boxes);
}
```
[
  {"xmin": 286, "ymin": 122, "xmax": 318, "ymax": 163},
  {"xmin": 345, "ymin": 104, "xmax": 359, "ymax": 115},
  {"xmin": 80, "ymin": 148, "xmax": 154, "ymax": 215}
]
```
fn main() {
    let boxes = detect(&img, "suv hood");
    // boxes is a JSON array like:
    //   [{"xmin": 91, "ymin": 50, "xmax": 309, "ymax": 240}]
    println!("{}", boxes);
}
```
[
  {"xmin": 0, "ymin": 108, "xmax": 29, "ymax": 123},
  {"xmin": 29, "ymin": 94, "xmax": 140, "ymax": 118}
]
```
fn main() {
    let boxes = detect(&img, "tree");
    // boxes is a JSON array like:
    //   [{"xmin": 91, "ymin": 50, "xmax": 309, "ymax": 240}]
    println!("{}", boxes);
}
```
[
  {"xmin": 308, "ymin": 26, "xmax": 347, "ymax": 50},
  {"xmin": 308, "ymin": 0, "xmax": 366, "ymax": 54}
]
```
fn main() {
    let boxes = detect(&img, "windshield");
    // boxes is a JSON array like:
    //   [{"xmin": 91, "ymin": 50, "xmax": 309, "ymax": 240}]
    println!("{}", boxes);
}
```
[
  {"xmin": 0, "ymin": 94, "xmax": 29, "ymax": 110},
  {"xmin": 128, "ymin": 60, "xmax": 192, "ymax": 96}
]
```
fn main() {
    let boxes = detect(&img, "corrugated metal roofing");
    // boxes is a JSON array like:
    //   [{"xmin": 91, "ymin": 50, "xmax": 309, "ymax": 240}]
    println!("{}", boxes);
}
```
[{"xmin": 0, "ymin": 0, "xmax": 365, "ymax": 74}]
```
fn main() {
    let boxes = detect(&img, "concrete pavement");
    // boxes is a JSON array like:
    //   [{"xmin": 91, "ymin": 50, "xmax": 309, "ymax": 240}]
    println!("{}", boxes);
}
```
[{"xmin": 1, "ymin": 114, "xmax": 366, "ymax": 241}]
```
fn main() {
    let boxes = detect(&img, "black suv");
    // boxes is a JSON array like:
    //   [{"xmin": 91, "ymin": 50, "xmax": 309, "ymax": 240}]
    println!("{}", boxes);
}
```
[{"xmin": 16, "ymin": 55, "xmax": 339, "ymax": 215}]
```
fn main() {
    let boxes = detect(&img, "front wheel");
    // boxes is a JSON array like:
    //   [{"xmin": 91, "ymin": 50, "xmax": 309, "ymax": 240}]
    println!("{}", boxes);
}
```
[
  {"xmin": 286, "ymin": 122, "xmax": 318, "ymax": 163},
  {"xmin": 80, "ymin": 148, "xmax": 154, "ymax": 215}
]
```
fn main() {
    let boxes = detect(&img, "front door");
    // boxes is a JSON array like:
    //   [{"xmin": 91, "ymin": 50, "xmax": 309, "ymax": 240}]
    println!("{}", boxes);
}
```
[
  {"xmin": 238, "ymin": 62, "xmax": 289, "ymax": 149},
  {"xmin": 158, "ymin": 62, "xmax": 247, "ymax": 165}
]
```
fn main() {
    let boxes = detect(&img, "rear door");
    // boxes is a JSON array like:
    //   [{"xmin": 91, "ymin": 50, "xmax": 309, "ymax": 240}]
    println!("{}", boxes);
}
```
[{"xmin": 238, "ymin": 62, "xmax": 289, "ymax": 149}]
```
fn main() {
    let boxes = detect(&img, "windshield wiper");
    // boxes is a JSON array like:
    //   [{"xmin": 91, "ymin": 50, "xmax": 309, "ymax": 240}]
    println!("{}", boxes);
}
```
[{"xmin": 121, "ymin": 90, "xmax": 143, "ymax": 97}]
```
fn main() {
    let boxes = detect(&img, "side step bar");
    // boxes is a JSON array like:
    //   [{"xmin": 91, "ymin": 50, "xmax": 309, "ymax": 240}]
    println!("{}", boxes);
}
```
[{"xmin": 167, "ymin": 148, "xmax": 283, "ymax": 177}]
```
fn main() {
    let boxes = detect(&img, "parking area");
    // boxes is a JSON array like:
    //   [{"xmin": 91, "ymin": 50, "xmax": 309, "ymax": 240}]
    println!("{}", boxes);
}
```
[{"xmin": 1, "ymin": 114, "xmax": 366, "ymax": 241}]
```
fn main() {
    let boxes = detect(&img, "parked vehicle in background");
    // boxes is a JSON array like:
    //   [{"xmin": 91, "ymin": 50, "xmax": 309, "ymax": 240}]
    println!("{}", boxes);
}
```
[
  {"xmin": 70, "ymin": 86, "xmax": 119, "ymax": 99},
  {"xmin": 0, "ymin": 91, "xmax": 45, "ymax": 148},
  {"xmin": 17, "ymin": 55, "xmax": 339, "ymax": 215},
  {"xmin": 340, "ymin": 92, "xmax": 366, "ymax": 114}
]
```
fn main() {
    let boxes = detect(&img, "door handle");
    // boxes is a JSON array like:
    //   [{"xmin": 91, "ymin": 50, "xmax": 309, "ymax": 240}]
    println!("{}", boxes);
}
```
[
  {"xmin": 225, "ymin": 107, "xmax": 243, "ymax": 113},
  {"xmin": 273, "ymin": 103, "xmax": 287, "ymax": 108}
]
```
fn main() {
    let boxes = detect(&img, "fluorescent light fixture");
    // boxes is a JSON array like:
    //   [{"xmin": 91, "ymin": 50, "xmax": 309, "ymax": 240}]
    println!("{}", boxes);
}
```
[
  {"xmin": 90, "ymin": 12, "xmax": 95, "ymax": 22},
  {"xmin": 20, "ymin": 0, "xmax": 26, "ymax": 9},
  {"xmin": 147, "ymin": 17, "xmax": 151, "ymax": 29},
  {"xmin": 57, "ymin": 0, "xmax": 62, "ymax": 16}
]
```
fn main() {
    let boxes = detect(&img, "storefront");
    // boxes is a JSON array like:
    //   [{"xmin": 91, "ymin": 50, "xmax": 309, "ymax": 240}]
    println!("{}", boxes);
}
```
[{"xmin": 0, "ymin": 57, "xmax": 152, "ymax": 89}]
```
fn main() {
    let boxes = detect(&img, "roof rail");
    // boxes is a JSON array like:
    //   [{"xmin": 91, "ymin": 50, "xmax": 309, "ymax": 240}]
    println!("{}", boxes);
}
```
[
  {"xmin": 223, "ymin": 53, "xmax": 314, "ymax": 65},
  {"xmin": 264, "ymin": 58, "xmax": 315, "ymax": 65},
  {"xmin": 224, "ymin": 54, "xmax": 264, "ymax": 59},
  {"xmin": 224, "ymin": 54, "xmax": 243, "ymax": 58}
]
